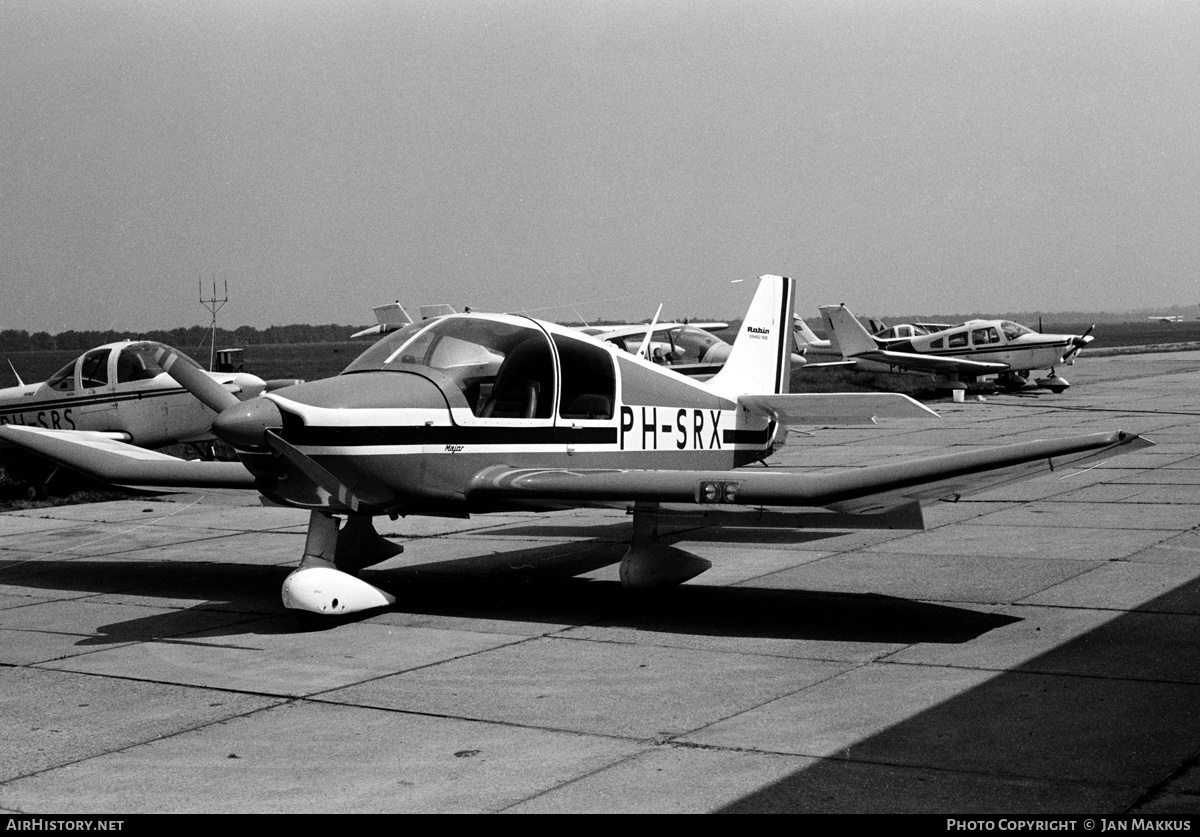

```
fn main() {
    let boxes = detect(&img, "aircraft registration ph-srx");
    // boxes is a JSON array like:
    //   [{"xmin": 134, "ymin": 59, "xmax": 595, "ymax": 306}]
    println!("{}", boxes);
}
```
[
  {"xmin": 0, "ymin": 341, "xmax": 265, "ymax": 494},
  {"xmin": 0, "ymin": 277, "xmax": 1149, "ymax": 623}
]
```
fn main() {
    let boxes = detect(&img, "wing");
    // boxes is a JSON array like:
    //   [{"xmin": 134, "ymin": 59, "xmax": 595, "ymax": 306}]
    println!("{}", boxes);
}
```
[
  {"xmin": 467, "ymin": 431, "xmax": 1150, "ymax": 510},
  {"xmin": 0, "ymin": 426, "xmax": 256, "ymax": 489},
  {"xmin": 738, "ymin": 392, "xmax": 938, "ymax": 424},
  {"xmin": 848, "ymin": 348, "xmax": 1008, "ymax": 374}
]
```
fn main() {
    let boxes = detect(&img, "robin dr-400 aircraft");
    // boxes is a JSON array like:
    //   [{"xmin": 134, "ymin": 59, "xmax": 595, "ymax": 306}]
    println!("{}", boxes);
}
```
[
  {"xmin": 820, "ymin": 304, "xmax": 1095, "ymax": 393},
  {"xmin": 0, "ymin": 277, "xmax": 1146, "ymax": 621},
  {"xmin": 0, "ymin": 341, "xmax": 266, "ymax": 493}
]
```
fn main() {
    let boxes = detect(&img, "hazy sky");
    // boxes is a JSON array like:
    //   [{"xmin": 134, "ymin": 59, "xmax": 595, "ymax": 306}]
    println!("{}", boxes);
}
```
[{"xmin": 3, "ymin": 0, "xmax": 1198, "ymax": 333}]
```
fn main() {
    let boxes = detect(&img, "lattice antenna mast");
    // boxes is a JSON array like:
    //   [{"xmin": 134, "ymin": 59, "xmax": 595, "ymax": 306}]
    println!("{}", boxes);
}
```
[{"xmin": 198, "ymin": 274, "xmax": 229, "ymax": 372}]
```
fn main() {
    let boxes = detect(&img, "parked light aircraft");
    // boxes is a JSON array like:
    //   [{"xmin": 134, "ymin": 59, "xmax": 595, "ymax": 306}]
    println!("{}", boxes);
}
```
[
  {"xmin": 579, "ymin": 321, "xmax": 749, "ymax": 380},
  {"xmin": 0, "ymin": 341, "xmax": 267, "ymax": 493},
  {"xmin": 1148, "ymin": 315, "xmax": 1186, "ymax": 323},
  {"xmin": 0, "ymin": 277, "xmax": 1146, "ymax": 622},
  {"xmin": 820, "ymin": 304, "xmax": 1095, "ymax": 393}
]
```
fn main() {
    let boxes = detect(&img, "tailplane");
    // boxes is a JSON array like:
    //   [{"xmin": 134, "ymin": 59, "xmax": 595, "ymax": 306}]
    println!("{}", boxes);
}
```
[
  {"xmin": 793, "ymin": 315, "xmax": 830, "ymax": 350},
  {"xmin": 819, "ymin": 304, "xmax": 881, "ymax": 358},
  {"xmin": 707, "ymin": 275, "xmax": 796, "ymax": 398}
]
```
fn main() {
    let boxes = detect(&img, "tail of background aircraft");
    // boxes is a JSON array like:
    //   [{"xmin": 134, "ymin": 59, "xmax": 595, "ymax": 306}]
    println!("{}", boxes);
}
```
[
  {"xmin": 819, "ymin": 304, "xmax": 881, "ymax": 359},
  {"xmin": 792, "ymin": 315, "xmax": 830, "ymax": 350},
  {"xmin": 706, "ymin": 275, "xmax": 796, "ymax": 399}
]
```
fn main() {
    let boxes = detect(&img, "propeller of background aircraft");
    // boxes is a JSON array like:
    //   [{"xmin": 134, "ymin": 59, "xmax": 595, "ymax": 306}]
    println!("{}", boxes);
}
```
[{"xmin": 1061, "ymin": 325, "xmax": 1095, "ymax": 362}]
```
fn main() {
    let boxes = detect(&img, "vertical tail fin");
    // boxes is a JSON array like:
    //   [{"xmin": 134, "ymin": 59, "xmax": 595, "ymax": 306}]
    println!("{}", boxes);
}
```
[
  {"xmin": 819, "ymin": 304, "xmax": 880, "ymax": 358},
  {"xmin": 707, "ymin": 275, "xmax": 796, "ymax": 398},
  {"xmin": 792, "ymin": 315, "xmax": 830, "ymax": 349}
]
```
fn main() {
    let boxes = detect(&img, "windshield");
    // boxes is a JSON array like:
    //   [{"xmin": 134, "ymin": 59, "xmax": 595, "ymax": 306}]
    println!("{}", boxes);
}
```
[
  {"xmin": 46, "ymin": 360, "xmax": 76, "ymax": 392},
  {"xmin": 343, "ymin": 316, "xmax": 555, "ymax": 418},
  {"xmin": 1001, "ymin": 321, "xmax": 1033, "ymax": 340},
  {"xmin": 116, "ymin": 344, "xmax": 175, "ymax": 382}
]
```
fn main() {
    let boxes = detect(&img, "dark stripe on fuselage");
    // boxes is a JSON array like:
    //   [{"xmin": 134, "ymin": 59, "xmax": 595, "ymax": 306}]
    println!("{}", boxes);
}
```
[
  {"xmin": 722, "ymin": 426, "xmax": 773, "ymax": 445},
  {"xmin": 3, "ymin": 387, "xmax": 191, "ymax": 413},
  {"xmin": 935, "ymin": 344, "xmax": 1070, "ymax": 359},
  {"xmin": 282, "ymin": 424, "xmax": 619, "ymax": 448},
  {"xmin": 890, "ymin": 339, "xmax": 1071, "ymax": 358}
]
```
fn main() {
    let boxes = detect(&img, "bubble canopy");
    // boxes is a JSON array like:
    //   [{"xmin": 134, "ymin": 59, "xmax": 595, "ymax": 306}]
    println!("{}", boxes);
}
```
[{"xmin": 342, "ymin": 315, "xmax": 615, "ymax": 421}]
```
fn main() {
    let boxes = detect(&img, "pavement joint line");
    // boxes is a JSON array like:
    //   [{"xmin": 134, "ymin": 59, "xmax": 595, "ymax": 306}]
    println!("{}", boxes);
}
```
[
  {"xmin": 1123, "ymin": 749, "xmax": 1200, "ymax": 813},
  {"xmin": 0, "ymin": 695, "xmax": 292, "ymax": 793}
]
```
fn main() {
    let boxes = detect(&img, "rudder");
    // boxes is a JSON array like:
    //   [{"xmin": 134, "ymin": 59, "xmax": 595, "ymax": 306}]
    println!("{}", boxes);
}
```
[{"xmin": 707, "ymin": 275, "xmax": 796, "ymax": 398}]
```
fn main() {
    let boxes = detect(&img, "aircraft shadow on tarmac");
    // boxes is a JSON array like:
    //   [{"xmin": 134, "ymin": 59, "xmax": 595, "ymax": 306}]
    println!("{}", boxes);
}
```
[
  {"xmin": 1, "ymin": 530, "xmax": 1019, "ymax": 647},
  {"xmin": 716, "ymin": 575, "xmax": 1200, "ymax": 815}
]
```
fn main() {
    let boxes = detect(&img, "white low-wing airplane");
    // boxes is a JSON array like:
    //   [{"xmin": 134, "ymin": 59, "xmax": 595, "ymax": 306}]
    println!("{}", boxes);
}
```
[
  {"xmin": 0, "ymin": 277, "xmax": 1147, "ymax": 622},
  {"xmin": 820, "ymin": 304, "xmax": 1095, "ymax": 393},
  {"xmin": 0, "ymin": 340, "xmax": 266, "ymax": 493},
  {"xmin": 579, "ymin": 321, "xmax": 756, "ymax": 380}
]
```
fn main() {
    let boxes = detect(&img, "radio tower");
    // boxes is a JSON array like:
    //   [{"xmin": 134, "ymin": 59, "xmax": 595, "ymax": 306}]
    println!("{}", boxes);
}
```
[{"xmin": 198, "ymin": 274, "xmax": 228, "ymax": 372}]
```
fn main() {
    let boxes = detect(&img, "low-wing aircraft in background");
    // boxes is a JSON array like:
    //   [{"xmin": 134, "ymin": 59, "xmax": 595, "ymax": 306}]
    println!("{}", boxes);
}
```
[
  {"xmin": 819, "ymin": 304, "xmax": 1095, "ymax": 393},
  {"xmin": 0, "ymin": 341, "xmax": 266, "ymax": 495},
  {"xmin": 1147, "ymin": 315, "xmax": 1186, "ymax": 324},
  {"xmin": 579, "ymin": 321, "xmax": 753, "ymax": 380},
  {"xmin": 0, "ymin": 277, "xmax": 1147, "ymax": 623}
]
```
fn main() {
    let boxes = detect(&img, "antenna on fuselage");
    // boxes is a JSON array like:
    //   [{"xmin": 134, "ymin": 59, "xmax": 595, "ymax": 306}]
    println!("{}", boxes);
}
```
[
  {"xmin": 198, "ymin": 273, "xmax": 229, "ymax": 372},
  {"xmin": 6, "ymin": 359, "xmax": 23, "ymax": 387}
]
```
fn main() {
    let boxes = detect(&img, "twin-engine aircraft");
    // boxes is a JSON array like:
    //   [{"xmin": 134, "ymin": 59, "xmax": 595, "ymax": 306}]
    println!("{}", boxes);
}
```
[
  {"xmin": 819, "ymin": 304, "xmax": 1095, "ymax": 393},
  {"xmin": 0, "ymin": 277, "xmax": 1146, "ymax": 622},
  {"xmin": 0, "ymin": 341, "xmax": 265, "ymax": 494}
]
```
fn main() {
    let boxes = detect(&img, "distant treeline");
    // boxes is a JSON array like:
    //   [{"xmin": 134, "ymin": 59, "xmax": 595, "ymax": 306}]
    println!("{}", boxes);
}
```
[{"xmin": 0, "ymin": 324, "xmax": 361, "ymax": 353}]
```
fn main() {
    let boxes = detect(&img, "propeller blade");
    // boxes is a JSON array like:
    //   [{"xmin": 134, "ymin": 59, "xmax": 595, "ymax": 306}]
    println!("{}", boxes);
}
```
[
  {"xmin": 264, "ymin": 429, "xmax": 392, "ymax": 512},
  {"xmin": 1064, "ymin": 325, "xmax": 1096, "ymax": 360},
  {"xmin": 636, "ymin": 304, "xmax": 664, "ymax": 360},
  {"xmin": 141, "ymin": 343, "xmax": 241, "ymax": 414}
]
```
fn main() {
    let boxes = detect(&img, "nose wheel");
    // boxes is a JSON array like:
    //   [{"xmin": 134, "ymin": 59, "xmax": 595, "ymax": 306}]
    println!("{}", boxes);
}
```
[
  {"xmin": 1035, "ymin": 368, "xmax": 1071, "ymax": 394},
  {"xmin": 282, "ymin": 511, "xmax": 402, "ymax": 624}
]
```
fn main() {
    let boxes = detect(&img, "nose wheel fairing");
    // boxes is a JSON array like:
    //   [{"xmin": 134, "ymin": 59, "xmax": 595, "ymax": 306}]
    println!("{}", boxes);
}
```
[
  {"xmin": 1035, "ymin": 371, "xmax": 1071, "ymax": 393},
  {"xmin": 283, "ymin": 512, "xmax": 403, "ymax": 617}
]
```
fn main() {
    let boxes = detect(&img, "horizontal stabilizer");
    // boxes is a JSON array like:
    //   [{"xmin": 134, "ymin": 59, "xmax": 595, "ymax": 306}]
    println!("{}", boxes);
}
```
[
  {"xmin": 353, "ymin": 302, "xmax": 415, "ymax": 338},
  {"xmin": 739, "ymin": 392, "xmax": 939, "ymax": 424},
  {"xmin": 0, "ymin": 426, "xmax": 256, "ymax": 489}
]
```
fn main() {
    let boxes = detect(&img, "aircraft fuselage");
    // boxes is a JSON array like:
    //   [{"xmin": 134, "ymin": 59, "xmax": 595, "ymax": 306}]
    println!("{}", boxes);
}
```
[
  {"xmin": 230, "ymin": 315, "xmax": 781, "ymax": 516},
  {"xmin": 1, "ymin": 342, "xmax": 261, "ymax": 448}
]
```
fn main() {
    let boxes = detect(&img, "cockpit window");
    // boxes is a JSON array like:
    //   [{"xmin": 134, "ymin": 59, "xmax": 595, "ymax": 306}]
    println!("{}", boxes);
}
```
[
  {"xmin": 343, "ymin": 316, "xmax": 555, "ymax": 419},
  {"xmin": 972, "ymin": 327, "xmax": 1000, "ymax": 345},
  {"xmin": 79, "ymin": 349, "xmax": 109, "ymax": 389},
  {"xmin": 554, "ymin": 333, "xmax": 615, "ymax": 420},
  {"xmin": 1001, "ymin": 321, "xmax": 1032, "ymax": 341},
  {"xmin": 46, "ymin": 360, "xmax": 76, "ymax": 392},
  {"xmin": 116, "ymin": 345, "xmax": 168, "ymax": 383}
]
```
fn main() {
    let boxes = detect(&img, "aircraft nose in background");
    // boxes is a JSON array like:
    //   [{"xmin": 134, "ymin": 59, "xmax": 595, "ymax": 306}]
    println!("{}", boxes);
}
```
[{"xmin": 213, "ymin": 398, "xmax": 283, "ymax": 449}]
